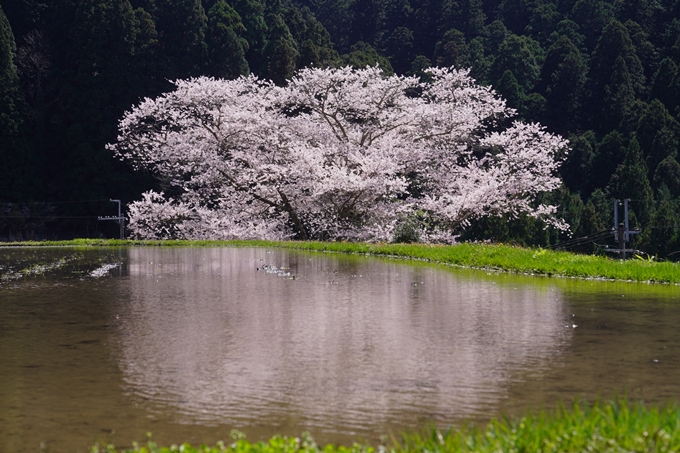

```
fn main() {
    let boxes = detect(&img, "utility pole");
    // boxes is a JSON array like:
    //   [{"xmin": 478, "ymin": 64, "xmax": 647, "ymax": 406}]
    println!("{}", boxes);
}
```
[
  {"xmin": 98, "ymin": 199, "xmax": 125, "ymax": 239},
  {"xmin": 612, "ymin": 199, "xmax": 640, "ymax": 259}
]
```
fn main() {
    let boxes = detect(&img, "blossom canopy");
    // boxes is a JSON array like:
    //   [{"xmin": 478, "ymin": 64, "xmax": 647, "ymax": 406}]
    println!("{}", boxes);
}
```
[{"xmin": 110, "ymin": 66, "xmax": 568, "ymax": 241}]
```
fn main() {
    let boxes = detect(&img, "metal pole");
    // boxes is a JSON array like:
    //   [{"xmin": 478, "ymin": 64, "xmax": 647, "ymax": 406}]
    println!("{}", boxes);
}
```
[
  {"xmin": 613, "ymin": 199, "xmax": 619, "ymax": 241},
  {"xmin": 98, "ymin": 199, "xmax": 125, "ymax": 239},
  {"xmin": 110, "ymin": 199, "xmax": 124, "ymax": 239},
  {"xmin": 624, "ymin": 199, "xmax": 630, "ymax": 242},
  {"xmin": 618, "ymin": 223, "xmax": 626, "ymax": 259}
]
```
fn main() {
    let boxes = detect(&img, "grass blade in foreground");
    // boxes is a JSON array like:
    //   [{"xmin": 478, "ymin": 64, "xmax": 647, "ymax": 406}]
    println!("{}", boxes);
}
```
[{"xmin": 91, "ymin": 400, "xmax": 680, "ymax": 453}]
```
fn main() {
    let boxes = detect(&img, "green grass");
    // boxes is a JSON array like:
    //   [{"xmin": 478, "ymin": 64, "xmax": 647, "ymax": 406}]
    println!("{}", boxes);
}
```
[
  {"xmin": 91, "ymin": 399, "xmax": 680, "ymax": 453},
  {"xmin": 3, "ymin": 238, "xmax": 680, "ymax": 284}
]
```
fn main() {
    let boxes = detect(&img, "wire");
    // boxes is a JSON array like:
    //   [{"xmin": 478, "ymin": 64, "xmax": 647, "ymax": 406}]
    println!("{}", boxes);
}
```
[
  {"xmin": 0, "ymin": 215, "xmax": 102, "ymax": 219},
  {"xmin": 549, "ymin": 229, "xmax": 613, "ymax": 250},
  {"xmin": 0, "ymin": 199, "xmax": 112, "ymax": 205}
]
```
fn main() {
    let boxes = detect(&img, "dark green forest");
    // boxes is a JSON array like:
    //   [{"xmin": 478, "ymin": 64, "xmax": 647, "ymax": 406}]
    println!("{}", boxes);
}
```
[{"xmin": 1, "ymin": 0, "xmax": 680, "ymax": 256}]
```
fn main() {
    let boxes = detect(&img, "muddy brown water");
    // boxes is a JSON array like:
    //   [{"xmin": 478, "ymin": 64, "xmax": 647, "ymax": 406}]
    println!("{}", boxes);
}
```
[{"xmin": 1, "ymin": 247, "xmax": 679, "ymax": 453}]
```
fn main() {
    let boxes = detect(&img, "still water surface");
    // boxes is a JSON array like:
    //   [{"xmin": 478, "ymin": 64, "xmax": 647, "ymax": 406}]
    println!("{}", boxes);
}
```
[{"xmin": 1, "ymin": 247, "xmax": 679, "ymax": 452}]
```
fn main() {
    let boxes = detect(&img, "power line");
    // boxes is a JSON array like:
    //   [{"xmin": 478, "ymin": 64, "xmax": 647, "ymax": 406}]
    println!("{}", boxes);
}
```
[
  {"xmin": 549, "ymin": 229, "xmax": 613, "ymax": 250},
  {"xmin": 0, "ymin": 215, "xmax": 102, "ymax": 219},
  {"xmin": 0, "ymin": 199, "xmax": 112, "ymax": 205}
]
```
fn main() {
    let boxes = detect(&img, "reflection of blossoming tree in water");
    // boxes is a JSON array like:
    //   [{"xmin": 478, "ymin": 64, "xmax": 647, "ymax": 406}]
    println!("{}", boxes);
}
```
[
  {"xmin": 110, "ymin": 66, "xmax": 568, "ymax": 241},
  {"xmin": 116, "ymin": 248, "xmax": 571, "ymax": 438}
]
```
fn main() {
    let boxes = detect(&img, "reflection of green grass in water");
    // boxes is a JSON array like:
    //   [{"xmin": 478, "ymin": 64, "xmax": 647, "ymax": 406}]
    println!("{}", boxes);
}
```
[
  {"xmin": 5, "ymin": 239, "xmax": 680, "ymax": 284},
  {"xmin": 0, "ymin": 256, "xmax": 71, "ymax": 282},
  {"xmin": 92, "ymin": 399, "xmax": 680, "ymax": 452},
  {"xmin": 0, "ymin": 248, "xmax": 122, "ymax": 282}
]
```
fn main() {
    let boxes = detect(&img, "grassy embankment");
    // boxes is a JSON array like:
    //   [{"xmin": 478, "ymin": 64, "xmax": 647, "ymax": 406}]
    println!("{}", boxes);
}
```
[
  {"xmin": 90, "ymin": 400, "xmax": 680, "ymax": 453},
  {"xmin": 3, "ymin": 238, "xmax": 680, "ymax": 283}
]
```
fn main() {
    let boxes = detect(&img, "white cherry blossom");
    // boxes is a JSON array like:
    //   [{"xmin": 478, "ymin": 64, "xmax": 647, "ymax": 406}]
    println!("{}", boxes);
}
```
[{"xmin": 110, "ymin": 66, "xmax": 568, "ymax": 241}]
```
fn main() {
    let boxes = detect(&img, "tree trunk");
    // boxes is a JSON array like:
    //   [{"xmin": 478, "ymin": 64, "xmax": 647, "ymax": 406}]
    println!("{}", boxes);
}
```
[{"xmin": 277, "ymin": 190, "xmax": 309, "ymax": 240}]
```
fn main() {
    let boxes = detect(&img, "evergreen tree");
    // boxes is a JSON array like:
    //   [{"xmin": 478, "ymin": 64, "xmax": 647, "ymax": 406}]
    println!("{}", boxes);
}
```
[
  {"xmin": 151, "ymin": 0, "xmax": 208, "ymax": 78},
  {"xmin": 527, "ymin": 2, "xmax": 561, "ymax": 44},
  {"xmin": 340, "ymin": 41, "xmax": 393, "ymax": 73},
  {"xmin": 589, "ymin": 20, "xmax": 646, "ymax": 105},
  {"xmin": 410, "ymin": 0, "xmax": 439, "ymax": 56},
  {"xmin": 46, "ymin": 0, "xmax": 157, "ymax": 204},
  {"xmin": 506, "ymin": 213, "xmax": 550, "ymax": 247},
  {"xmin": 490, "ymin": 33, "xmax": 543, "ymax": 91},
  {"xmin": 407, "ymin": 54, "xmax": 432, "ymax": 79},
  {"xmin": 547, "ymin": 19, "xmax": 587, "ymax": 54},
  {"xmin": 0, "ymin": 5, "xmax": 19, "ymax": 132},
  {"xmin": 0, "ymin": 0, "xmax": 44, "ymax": 42},
  {"xmin": 615, "ymin": 0, "xmax": 659, "ymax": 34},
  {"xmin": 613, "ymin": 137, "xmax": 654, "ymax": 227},
  {"xmin": 653, "ymin": 155, "xmax": 680, "ymax": 197},
  {"xmin": 652, "ymin": 156, "xmax": 680, "ymax": 195},
  {"xmin": 618, "ymin": 99, "xmax": 648, "ymax": 136},
  {"xmin": 624, "ymin": 20, "xmax": 657, "ymax": 82},
  {"xmin": 0, "ymin": 5, "xmax": 34, "ymax": 201},
  {"xmin": 569, "ymin": 0, "xmax": 614, "ymax": 51},
  {"xmin": 433, "ymin": 28, "xmax": 468, "ymax": 68},
  {"xmin": 539, "ymin": 35, "xmax": 587, "ymax": 133},
  {"xmin": 670, "ymin": 35, "xmax": 680, "ymax": 64},
  {"xmin": 231, "ymin": 0, "xmax": 268, "ymax": 72},
  {"xmin": 646, "ymin": 186, "xmax": 678, "ymax": 257},
  {"xmin": 483, "ymin": 19, "xmax": 508, "ymax": 55},
  {"xmin": 284, "ymin": 6, "xmax": 338, "ymax": 68},
  {"xmin": 522, "ymin": 91, "xmax": 547, "ymax": 121},
  {"xmin": 498, "ymin": 0, "xmax": 530, "ymax": 34},
  {"xmin": 349, "ymin": 0, "xmax": 381, "ymax": 45},
  {"xmin": 539, "ymin": 186, "xmax": 586, "ymax": 243},
  {"xmin": 562, "ymin": 131, "xmax": 596, "ymax": 195},
  {"xmin": 460, "ymin": 0, "xmax": 486, "ymax": 37},
  {"xmin": 601, "ymin": 55, "xmax": 637, "ymax": 131},
  {"xmin": 562, "ymin": 191, "xmax": 586, "ymax": 237},
  {"xmin": 585, "ymin": 188, "xmax": 611, "ymax": 232},
  {"xmin": 647, "ymin": 127, "xmax": 680, "ymax": 178},
  {"xmin": 383, "ymin": 0, "xmax": 413, "ymax": 31},
  {"xmin": 381, "ymin": 26, "xmax": 415, "ymax": 73},
  {"xmin": 13, "ymin": 29, "xmax": 51, "ymax": 168},
  {"xmin": 635, "ymin": 99, "xmax": 680, "ymax": 174},
  {"xmin": 467, "ymin": 37, "xmax": 489, "ymax": 81},
  {"xmin": 307, "ymin": 0, "xmax": 352, "ymax": 52},
  {"xmin": 262, "ymin": 13, "xmax": 298, "ymax": 84},
  {"xmin": 130, "ymin": 7, "xmax": 161, "ymax": 90},
  {"xmin": 591, "ymin": 130, "xmax": 626, "ymax": 191},
  {"xmin": 580, "ymin": 197, "xmax": 607, "ymax": 236},
  {"xmin": 495, "ymin": 69, "xmax": 524, "ymax": 110},
  {"xmin": 206, "ymin": 0, "xmax": 249, "ymax": 78},
  {"xmin": 649, "ymin": 57, "xmax": 679, "ymax": 113}
]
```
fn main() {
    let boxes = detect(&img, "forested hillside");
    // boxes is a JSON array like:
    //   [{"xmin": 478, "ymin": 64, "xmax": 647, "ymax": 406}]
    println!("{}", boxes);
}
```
[
  {"xmin": 0, "ymin": 0, "xmax": 350, "ymax": 238},
  {"xmin": 296, "ymin": 0, "xmax": 680, "ymax": 255},
  {"xmin": 1, "ymin": 0, "xmax": 680, "ymax": 256}
]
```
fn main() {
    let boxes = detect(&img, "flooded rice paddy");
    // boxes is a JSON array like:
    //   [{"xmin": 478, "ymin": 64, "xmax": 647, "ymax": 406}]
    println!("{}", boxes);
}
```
[{"xmin": 1, "ymin": 246, "xmax": 679, "ymax": 452}]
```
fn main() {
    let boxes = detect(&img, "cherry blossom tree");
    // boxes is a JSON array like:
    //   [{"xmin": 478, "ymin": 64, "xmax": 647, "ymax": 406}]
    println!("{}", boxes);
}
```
[{"xmin": 110, "ymin": 66, "xmax": 568, "ymax": 241}]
